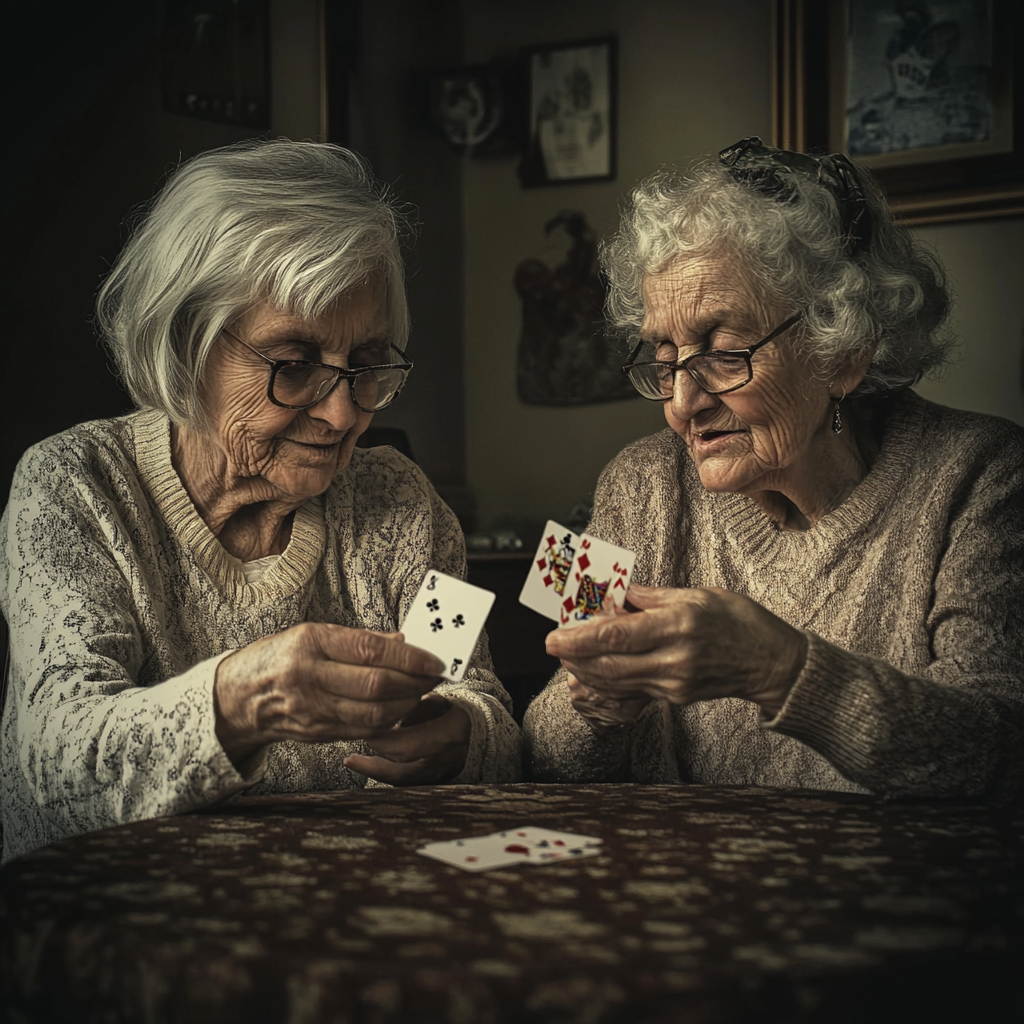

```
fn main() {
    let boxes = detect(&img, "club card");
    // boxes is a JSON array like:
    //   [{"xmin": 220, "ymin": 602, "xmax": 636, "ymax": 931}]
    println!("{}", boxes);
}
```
[
  {"xmin": 417, "ymin": 825, "xmax": 603, "ymax": 872},
  {"xmin": 519, "ymin": 521, "xmax": 581, "ymax": 621},
  {"xmin": 560, "ymin": 534, "xmax": 636, "ymax": 628},
  {"xmin": 400, "ymin": 570, "xmax": 495, "ymax": 682}
]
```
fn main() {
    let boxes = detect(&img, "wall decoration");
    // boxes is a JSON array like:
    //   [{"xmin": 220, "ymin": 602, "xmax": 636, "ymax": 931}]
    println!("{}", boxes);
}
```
[
  {"xmin": 774, "ymin": 0, "xmax": 1023, "ymax": 224},
  {"xmin": 519, "ymin": 37, "xmax": 616, "ymax": 187},
  {"xmin": 162, "ymin": 0, "xmax": 270, "ymax": 127},
  {"xmin": 421, "ymin": 62, "xmax": 524, "ymax": 158},
  {"xmin": 514, "ymin": 212, "xmax": 636, "ymax": 407}
]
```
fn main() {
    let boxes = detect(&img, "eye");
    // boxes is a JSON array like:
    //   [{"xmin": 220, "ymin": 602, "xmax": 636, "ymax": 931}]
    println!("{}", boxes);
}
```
[
  {"xmin": 654, "ymin": 341, "xmax": 678, "ymax": 363},
  {"xmin": 350, "ymin": 341, "xmax": 392, "ymax": 368}
]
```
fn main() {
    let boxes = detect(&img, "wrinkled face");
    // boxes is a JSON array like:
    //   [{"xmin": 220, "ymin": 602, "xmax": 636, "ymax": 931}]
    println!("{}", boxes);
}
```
[
  {"xmin": 641, "ymin": 257, "xmax": 833, "ymax": 496},
  {"xmin": 200, "ymin": 277, "xmax": 388, "ymax": 504}
]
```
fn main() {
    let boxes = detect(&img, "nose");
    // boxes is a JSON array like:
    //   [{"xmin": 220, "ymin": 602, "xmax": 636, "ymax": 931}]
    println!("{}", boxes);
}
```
[
  {"xmin": 307, "ymin": 378, "xmax": 364, "ymax": 432},
  {"xmin": 667, "ymin": 367, "xmax": 719, "ymax": 422}
]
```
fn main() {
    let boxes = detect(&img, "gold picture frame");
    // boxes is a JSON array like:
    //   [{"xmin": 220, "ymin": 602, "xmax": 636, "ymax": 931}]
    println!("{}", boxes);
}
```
[{"xmin": 773, "ymin": 0, "xmax": 1024, "ymax": 225}]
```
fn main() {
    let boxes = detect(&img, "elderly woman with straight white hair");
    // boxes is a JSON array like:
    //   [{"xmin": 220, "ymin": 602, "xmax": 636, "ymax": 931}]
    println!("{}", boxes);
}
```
[
  {"xmin": 524, "ymin": 137, "xmax": 1024, "ymax": 798},
  {"xmin": 0, "ymin": 139, "xmax": 519, "ymax": 864}
]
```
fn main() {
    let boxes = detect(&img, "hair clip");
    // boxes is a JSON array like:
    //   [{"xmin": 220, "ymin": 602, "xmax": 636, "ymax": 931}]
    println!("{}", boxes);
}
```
[{"xmin": 718, "ymin": 136, "xmax": 872, "ymax": 256}]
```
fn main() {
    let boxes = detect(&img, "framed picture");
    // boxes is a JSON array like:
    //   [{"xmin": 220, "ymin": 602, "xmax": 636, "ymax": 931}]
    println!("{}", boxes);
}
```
[
  {"xmin": 519, "ymin": 37, "xmax": 617, "ymax": 187},
  {"xmin": 161, "ymin": 0, "xmax": 270, "ymax": 128},
  {"xmin": 773, "ymin": 0, "xmax": 1023, "ymax": 224}
]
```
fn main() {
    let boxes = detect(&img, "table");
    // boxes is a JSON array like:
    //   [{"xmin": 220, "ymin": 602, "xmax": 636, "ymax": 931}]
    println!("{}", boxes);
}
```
[{"xmin": 2, "ymin": 784, "xmax": 1021, "ymax": 1023}]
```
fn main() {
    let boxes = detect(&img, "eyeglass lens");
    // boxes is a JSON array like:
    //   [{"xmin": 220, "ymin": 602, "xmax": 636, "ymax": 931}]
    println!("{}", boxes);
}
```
[
  {"xmin": 629, "ymin": 350, "xmax": 752, "ymax": 399},
  {"xmin": 272, "ymin": 363, "xmax": 407, "ymax": 412}
]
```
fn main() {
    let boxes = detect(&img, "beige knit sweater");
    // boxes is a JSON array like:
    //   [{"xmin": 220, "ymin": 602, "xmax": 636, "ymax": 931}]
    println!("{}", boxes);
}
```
[
  {"xmin": 1, "ymin": 410, "xmax": 521, "ymax": 863},
  {"xmin": 523, "ymin": 392, "xmax": 1024, "ymax": 798}
]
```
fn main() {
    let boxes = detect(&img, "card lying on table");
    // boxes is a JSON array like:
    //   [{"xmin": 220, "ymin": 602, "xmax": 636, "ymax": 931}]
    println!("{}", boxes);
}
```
[
  {"xmin": 417, "ymin": 825, "xmax": 603, "ymax": 872},
  {"xmin": 400, "ymin": 569, "xmax": 495, "ymax": 682}
]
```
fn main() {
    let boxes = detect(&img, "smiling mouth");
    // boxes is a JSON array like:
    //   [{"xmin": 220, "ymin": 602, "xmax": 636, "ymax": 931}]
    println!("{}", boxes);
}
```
[
  {"xmin": 697, "ymin": 430, "xmax": 736, "ymax": 442},
  {"xmin": 290, "ymin": 438, "xmax": 342, "ymax": 450}
]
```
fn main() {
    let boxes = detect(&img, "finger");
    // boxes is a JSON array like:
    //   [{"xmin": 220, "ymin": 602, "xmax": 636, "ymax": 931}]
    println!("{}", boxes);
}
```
[
  {"xmin": 312, "ymin": 623, "xmax": 445, "ymax": 676},
  {"xmin": 546, "ymin": 610, "xmax": 666, "ymax": 660},
  {"xmin": 307, "ymin": 659, "xmax": 441, "ymax": 706},
  {"xmin": 363, "ymin": 709, "xmax": 459, "ymax": 762},
  {"xmin": 262, "ymin": 693, "xmax": 425, "ymax": 742},
  {"xmin": 397, "ymin": 694, "xmax": 452, "ymax": 728},
  {"xmin": 343, "ymin": 753, "xmax": 434, "ymax": 786}
]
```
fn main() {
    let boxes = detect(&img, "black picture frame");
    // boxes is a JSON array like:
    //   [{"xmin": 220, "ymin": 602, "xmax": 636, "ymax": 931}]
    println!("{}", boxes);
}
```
[
  {"xmin": 773, "ymin": 0, "xmax": 1024, "ymax": 224},
  {"xmin": 519, "ymin": 36, "xmax": 617, "ymax": 188}
]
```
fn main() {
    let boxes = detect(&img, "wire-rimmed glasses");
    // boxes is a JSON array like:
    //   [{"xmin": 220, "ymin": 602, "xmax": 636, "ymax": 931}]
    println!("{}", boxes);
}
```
[
  {"xmin": 221, "ymin": 329, "xmax": 413, "ymax": 413},
  {"xmin": 622, "ymin": 313, "xmax": 802, "ymax": 400}
]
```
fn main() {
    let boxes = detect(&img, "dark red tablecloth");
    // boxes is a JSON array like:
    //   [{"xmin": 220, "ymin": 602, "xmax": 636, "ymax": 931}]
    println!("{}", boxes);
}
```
[{"xmin": 2, "ymin": 783, "xmax": 1021, "ymax": 1022}]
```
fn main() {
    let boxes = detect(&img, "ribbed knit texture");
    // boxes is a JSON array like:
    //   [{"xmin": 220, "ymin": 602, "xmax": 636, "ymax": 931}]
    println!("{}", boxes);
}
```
[
  {"xmin": 524, "ymin": 392, "xmax": 1024, "ymax": 798},
  {"xmin": 1, "ymin": 410, "xmax": 520, "ymax": 863}
]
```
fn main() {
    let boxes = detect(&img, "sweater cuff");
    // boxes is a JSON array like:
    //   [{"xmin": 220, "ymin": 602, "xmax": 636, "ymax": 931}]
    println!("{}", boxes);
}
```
[
  {"xmin": 160, "ymin": 650, "xmax": 268, "ymax": 791},
  {"xmin": 760, "ymin": 631, "xmax": 876, "ymax": 778}
]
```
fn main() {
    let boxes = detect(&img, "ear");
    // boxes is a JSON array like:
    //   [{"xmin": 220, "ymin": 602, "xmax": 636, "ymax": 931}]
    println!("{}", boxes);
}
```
[{"xmin": 835, "ymin": 347, "xmax": 874, "ymax": 396}]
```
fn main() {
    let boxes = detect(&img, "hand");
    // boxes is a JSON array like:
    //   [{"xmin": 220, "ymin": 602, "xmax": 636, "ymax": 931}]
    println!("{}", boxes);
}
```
[
  {"xmin": 566, "ymin": 672, "xmax": 652, "ymax": 731},
  {"xmin": 546, "ymin": 585, "xmax": 807, "ymax": 716},
  {"xmin": 214, "ymin": 622, "xmax": 445, "ymax": 764},
  {"xmin": 343, "ymin": 693, "xmax": 472, "ymax": 785}
]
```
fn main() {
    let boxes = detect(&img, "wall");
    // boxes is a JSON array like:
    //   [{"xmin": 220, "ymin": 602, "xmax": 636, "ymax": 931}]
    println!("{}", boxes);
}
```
[
  {"xmin": 911, "ymin": 218, "xmax": 1024, "ymax": 426},
  {"xmin": 2, "ymin": 0, "xmax": 325, "ymax": 499},
  {"xmin": 2, "ymin": 0, "xmax": 469, "ymax": 506},
  {"xmin": 462, "ymin": 0, "xmax": 775, "ymax": 534},
  {"xmin": 462, "ymin": 0, "xmax": 1024, "ymax": 538}
]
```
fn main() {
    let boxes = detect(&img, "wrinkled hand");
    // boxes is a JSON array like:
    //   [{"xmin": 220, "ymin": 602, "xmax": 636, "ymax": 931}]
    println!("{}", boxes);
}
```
[
  {"xmin": 566, "ymin": 672, "xmax": 652, "ymax": 731},
  {"xmin": 344, "ymin": 693, "xmax": 472, "ymax": 785},
  {"xmin": 214, "ymin": 622, "xmax": 445, "ymax": 764},
  {"xmin": 546, "ymin": 585, "xmax": 807, "ymax": 718}
]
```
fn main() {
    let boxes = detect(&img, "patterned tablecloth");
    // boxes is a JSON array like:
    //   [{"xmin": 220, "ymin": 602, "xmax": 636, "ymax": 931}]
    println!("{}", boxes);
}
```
[{"xmin": 1, "ymin": 783, "xmax": 1021, "ymax": 1023}]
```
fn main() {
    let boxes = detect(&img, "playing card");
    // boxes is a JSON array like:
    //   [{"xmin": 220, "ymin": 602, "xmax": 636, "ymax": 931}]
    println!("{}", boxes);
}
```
[
  {"xmin": 417, "ymin": 825, "xmax": 603, "ymax": 872},
  {"xmin": 519, "ymin": 520, "xmax": 581, "ymax": 621},
  {"xmin": 400, "ymin": 570, "xmax": 495, "ymax": 682},
  {"xmin": 559, "ymin": 534, "xmax": 636, "ymax": 628}
]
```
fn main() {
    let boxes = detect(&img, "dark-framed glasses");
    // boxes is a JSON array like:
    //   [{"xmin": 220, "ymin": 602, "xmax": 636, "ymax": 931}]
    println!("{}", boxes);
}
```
[
  {"xmin": 221, "ymin": 329, "xmax": 413, "ymax": 413},
  {"xmin": 622, "ymin": 312, "xmax": 803, "ymax": 401}
]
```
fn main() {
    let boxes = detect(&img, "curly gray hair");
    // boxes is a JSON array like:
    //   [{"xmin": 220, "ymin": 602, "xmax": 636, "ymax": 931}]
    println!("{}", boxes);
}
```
[
  {"xmin": 96, "ymin": 139, "xmax": 413, "ymax": 426},
  {"xmin": 600, "ymin": 152, "xmax": 953, "ymax": 395}
]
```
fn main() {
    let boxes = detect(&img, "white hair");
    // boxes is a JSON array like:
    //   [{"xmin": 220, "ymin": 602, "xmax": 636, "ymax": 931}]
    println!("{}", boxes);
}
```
[
  {"xmin": 601, "ymin": 158, "xmax": 953, "ymax": 395},
  {"xmin": 96, "ymin": 139, "xmax": 413, "ymax": 425}
]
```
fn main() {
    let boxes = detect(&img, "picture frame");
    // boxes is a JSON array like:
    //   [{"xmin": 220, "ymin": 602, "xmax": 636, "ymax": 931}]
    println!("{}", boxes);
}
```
[
  {"xmin": 519, "ymin": 36, "xmax": 617, "ymax": 188},
  {"xmin": 773, "ymin": 0, "xmax": 1024, "ymax": 224}
]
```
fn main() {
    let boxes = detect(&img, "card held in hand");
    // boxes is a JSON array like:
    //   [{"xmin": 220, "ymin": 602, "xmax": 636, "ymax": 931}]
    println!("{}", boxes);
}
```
[
  {"xmin": 560, "ymin": 534, "xmax": 636, "ymax": 628},
  {"xmin": 400, "ymin": 570, "xmax": 495, "ymax": 682},
  {"xmin": 519, "ymin": 520, "xmax": 581, "ymax": 622}
]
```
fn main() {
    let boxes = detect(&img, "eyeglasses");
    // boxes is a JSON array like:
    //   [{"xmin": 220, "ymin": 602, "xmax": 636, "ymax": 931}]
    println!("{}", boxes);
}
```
[
  {"xmin": 221, "ymin": 329, "xmax": 413, "ymax": 413},
  {"xmin": 622, "ymin": 312, "xmax": 802, "ymax": 400}
]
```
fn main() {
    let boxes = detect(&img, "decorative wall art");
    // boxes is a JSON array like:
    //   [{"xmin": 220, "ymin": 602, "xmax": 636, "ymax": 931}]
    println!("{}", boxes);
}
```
[
  {"xmin": 519, "ymin": 37, "xmax": 617, "ymax": 187},
  {"xmin": 514, "ymin": 212, "xmax": 637, "ymax": 407},
  {"xmin": 774, "ymin": 0, "xmax": 1023, "ymax": 223},
  {"xmin": 162, "ymin": 0, "xmax": 270, "ymax": 127}
]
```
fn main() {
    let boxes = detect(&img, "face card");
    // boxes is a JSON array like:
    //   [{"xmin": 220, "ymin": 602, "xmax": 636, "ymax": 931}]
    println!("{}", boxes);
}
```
[
  {"xmin": 559, "ymin": 534, "xmax": 636, "ymax": 628},
  {"xmin": 400, "ymin": 570, "xmax": 495, "ymax": 682},
  {"xmin": 519, "ymin": 521, "xmax": 581, "ymax": 621}
]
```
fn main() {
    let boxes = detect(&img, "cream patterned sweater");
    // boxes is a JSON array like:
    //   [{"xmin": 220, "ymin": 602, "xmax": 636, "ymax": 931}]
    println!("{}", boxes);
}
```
[
  {"xmin": 523, "ymin": 392, "xmax": 1024, "ymax": 798},
  {"xmin": 1, "ymin": 410, "xmax": 521, "ymax": 863}
]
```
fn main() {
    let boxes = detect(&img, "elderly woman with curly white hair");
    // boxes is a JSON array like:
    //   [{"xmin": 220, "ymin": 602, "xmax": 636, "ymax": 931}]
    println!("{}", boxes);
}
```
[
  {"xmin": 0, "ymin": 140, "xmax": 520, "ymax": 863},
  {"xmin": 524, "ymin": 137, "xmax": 1024, "ymax": 798}
]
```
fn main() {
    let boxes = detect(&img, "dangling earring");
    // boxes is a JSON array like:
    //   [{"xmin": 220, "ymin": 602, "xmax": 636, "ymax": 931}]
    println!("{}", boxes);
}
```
[{"xmin": 831, "ymin": 385, "xmax": 846, "ymax": 434}]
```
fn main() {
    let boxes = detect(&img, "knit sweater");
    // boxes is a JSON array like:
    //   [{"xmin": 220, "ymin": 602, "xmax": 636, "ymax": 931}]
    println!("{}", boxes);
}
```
[
  {"xmin": 1, "ymin": 410, "xmax": 521, "ymax": 863},
  {"xmin": 523, "ymin": 392, "xmax": 1024, "ymax": 798}
]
